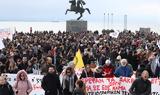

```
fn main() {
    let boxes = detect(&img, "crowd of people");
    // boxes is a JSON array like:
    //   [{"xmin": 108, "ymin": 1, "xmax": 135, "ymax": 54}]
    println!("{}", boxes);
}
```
[{"xmin": 0, "ymin": 30, "xmax": 159, "ymax": 95}]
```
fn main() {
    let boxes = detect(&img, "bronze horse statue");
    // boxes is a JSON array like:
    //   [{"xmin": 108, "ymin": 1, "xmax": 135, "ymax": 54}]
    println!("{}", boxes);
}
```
[{"xmin": 65, "ymin": 0, "xmax": 91, "ymax": 20}]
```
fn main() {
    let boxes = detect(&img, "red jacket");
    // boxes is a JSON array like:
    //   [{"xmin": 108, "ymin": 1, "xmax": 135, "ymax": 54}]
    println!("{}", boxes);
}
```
[{"xmin": 102, "ymin": 65, "xmax": 115, "ymax": 78}]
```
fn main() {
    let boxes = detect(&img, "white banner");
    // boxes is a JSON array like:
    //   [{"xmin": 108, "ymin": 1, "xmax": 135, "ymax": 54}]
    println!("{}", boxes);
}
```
[
  {"xmin": 0, "ymin": 38, "xmax": 5, "ymax": 49},
  {"xmin": 6, "ymin": 74, "xmax": 160, "ymax": 95},
  {"xmin": 6, "ymin": 74, "xmax": 44, "ymax": 95},
  {"xmin": 109, "ymin": 31, "xmax": 119, "ymax": 38},
  {"xmin": 82, "ymin": 77, "xmax": 160, "ymax": 95},
  {"xmin": 0, "ymin": 28, "xmax": 13, "ymax": 40}
]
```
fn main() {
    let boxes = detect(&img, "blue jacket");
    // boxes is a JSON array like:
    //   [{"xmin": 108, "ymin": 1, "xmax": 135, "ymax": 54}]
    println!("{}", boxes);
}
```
[{"xmin": 114, "ymin": 66, "xmax": 133, "ymax": 77}]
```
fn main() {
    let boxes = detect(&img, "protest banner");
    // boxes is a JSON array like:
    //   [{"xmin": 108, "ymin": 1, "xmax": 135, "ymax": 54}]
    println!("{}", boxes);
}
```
[
  {"xmin": 5, "ymin": 74, "xmax": 160, "ymax": 95},
  {"xmin": 82, "ymin": 77, "xmax": 160, "ymax": 95},
  {"xmin": 0, "ymin": 28, "xmax": 13, "ymax": 40},
  {"xmin": 6, "ymin": 74, "xmax": 45, "ymax": 95}
]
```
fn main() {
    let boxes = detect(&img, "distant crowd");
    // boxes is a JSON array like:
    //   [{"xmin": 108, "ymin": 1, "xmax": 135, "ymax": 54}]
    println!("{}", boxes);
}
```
[{"xmin": 0, "ymin": 30, "xmax": 160, "ymax": 78}]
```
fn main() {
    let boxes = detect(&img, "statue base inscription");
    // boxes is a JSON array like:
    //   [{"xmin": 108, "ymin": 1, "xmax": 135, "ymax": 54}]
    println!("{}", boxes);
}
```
[{"xmin": 66, "ymin": 20, "xmax": 87, "ymax": 32}]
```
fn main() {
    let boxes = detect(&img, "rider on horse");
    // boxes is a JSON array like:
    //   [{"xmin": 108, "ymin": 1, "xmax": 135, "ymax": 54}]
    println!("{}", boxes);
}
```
[
  {"xmin": 76, "ymin": 0, "xmax": 86, "ymax": 13},
  {"xmin": 77, "ymin": 0, "xmax": 86, "ymax": 9},
  {"xmin": 69, "ymin": 0, "xmax": 76, "ymax": 11},
  {"xmin": 68, "ymin": 0, "xmax": 86, "ymax": 14},
  {"xmin": 66, "ymin": 0, "xmax": 90, "ymax": 20}
]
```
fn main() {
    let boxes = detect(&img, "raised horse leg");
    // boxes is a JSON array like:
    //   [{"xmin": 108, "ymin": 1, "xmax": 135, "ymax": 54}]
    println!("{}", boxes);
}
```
[
  {"xmin": 85, "ymin": 8, "xmax": 91, "ymax": 14},
  {"xmin": 77, "ymin": 13, "xmax": 83, "ymax": 20},
  {"xmin": 65, "ymin": 9, "xmax": 70, "ymax": 15}
]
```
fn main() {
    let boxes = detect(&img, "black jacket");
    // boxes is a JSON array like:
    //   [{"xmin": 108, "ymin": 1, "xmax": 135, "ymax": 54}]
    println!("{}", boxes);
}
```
[
  {"xmin": 129, "ymin": 78, "xmax": 151, "ymax": 95},
  {"xmin": 41, "ymin": 73, "xmax": 63, "ymax": 95},
  {"xmin": 0, "ymin": 83, "xmax": 14, "ymax": 95},
  {"xmin": 80, "ymin": 70, "xmax": 95, "ymax": 79},
  {"xmin": 72, "ymin": 87, "xmax": 85, "ymax": 95}
]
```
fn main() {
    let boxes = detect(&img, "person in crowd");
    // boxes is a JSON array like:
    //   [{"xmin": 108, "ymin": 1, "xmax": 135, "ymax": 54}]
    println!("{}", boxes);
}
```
[
  {"xmin": 129, "ymin": 70, "xmax": 151, "ymax": 95},
  {"xmin": 41, "ymin": 57, "xmax": 52, "ymax": 75},
  {"xmin": 148, "ymin": 52, "xmax": 160, "ymax": 77},
  {"xmin": 26, "ymin": 60, "xmax": 34, "ymax": 74},
  {"xmin": 0, "ymin": 75, "xmax": 14, "ymax": 95},
  {"xmin": 82, "ymin": 50, "xmax": 91, "ymax": 65},
  {"xmin": 0, "ymin": 61, "xmax": 6, "ymax": 73},
  {"xmin": 72, "ymin": 79, "xmax": 86, "ymax": 95},
  {"xmin": 80, "ymin": 64, "xmax": 95, "ymax": 79},
  {"xmin": 115, "ymin": 55, "xmax": 122, "ymax": 68},
  {"xmin": 102, "ymin": 59, "xmax": 115, "ymax": 78},
  {"xmin": 16, "ymin": 58, "xmax": 22, "ymax": 70},
  {"xmin": 62, "ymin": 67, "xmax": 78, "ymax": 95},
  {"xmin": 126, "ymin": 51, "xmax": 138, "ymax": 71},
  {"xmin": 13, "ymin": 70, "xmax": 33, "ymax": 95},
  {"xmin": 99, "ymin": 53, "xmax": 107, "ymax": 66},
  {"xmin": 95, "ymin": 66, "xmax": 104, "ymax": 78},
  {"xmin": 41, "ymin": 65, "xmax": 63, "ymax": 95},
  {"xmin": 20, "ymin": 57, "xmax": 28, "ymax": 70},
  {"xmin": 7, "ymin": 61, "xmax": 19, "ymax": 73},
  {"xmin": 114, "ymin": 59, "xmax": 133, "ymax": 77}
]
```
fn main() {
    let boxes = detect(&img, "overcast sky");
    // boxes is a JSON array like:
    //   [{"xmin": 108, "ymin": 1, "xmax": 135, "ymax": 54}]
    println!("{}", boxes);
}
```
[{"xmin": 0, "ymin": 0, "xmax": 160, "ymax": 31}]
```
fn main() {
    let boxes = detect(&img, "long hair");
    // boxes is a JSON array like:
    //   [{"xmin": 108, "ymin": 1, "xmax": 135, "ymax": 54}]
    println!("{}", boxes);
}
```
[{"xmin": 65, "ymin": 67, "xmax": 74, "ymax": 75}]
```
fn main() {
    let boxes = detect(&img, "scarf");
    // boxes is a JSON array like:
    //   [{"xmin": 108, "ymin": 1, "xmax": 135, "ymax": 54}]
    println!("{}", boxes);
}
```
[{"xmin": 62, "ymin": 74, "xmax": 75, "ymax": 92}]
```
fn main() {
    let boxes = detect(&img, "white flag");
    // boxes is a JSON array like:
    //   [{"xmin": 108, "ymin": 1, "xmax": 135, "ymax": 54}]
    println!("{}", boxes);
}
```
[
  {"xmin": 0, "ymin": 38, "xmax": 5, "ymax": 49},
  {"xmin": 157, "ymin": 40, "xmax": 160, "ymax": 49},
  {"xmin": 109, "ymin": 31, "xmax": 119, "ymax": 38}
]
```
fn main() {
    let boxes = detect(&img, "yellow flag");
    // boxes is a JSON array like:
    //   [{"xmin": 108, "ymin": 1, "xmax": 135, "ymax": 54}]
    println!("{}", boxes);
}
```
[{"xmin": 73, "ymin": 49, "xmax": 84, "ymax": 69}]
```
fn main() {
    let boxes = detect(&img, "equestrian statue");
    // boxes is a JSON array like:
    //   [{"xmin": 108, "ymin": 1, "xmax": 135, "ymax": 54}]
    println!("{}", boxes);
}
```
[{"xmin": 65, "ymin": 0, "xmax": 91, "ymax": 20}]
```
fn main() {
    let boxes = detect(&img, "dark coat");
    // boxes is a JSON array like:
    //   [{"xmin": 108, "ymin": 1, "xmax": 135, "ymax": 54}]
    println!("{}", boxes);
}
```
[
  {"xmin": 41, "ymin": 73, "xmax": 63, "ymax": 95},
  {"xmin": 95, "ymin": 72, "xmax": 104, "ymax": 78},
  {"xmin": 80, "ymin": 70, "xmax": 95, "ymax": 79},
  {"xmin": 129, "ymin": 78, "xmax": 151, "ymax": 95},
  {"xmin": 72, "ymin": 87, "xmax": 85, "ymax": 95},
  {"xmin": 0, "ymin": 83, "xmax": 14, "ymax": 95}
]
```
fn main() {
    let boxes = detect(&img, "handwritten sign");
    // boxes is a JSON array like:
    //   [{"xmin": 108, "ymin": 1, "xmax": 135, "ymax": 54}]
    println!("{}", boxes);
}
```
[
  {"xmin": 0, "ymin": 28, "xmax": 13, "ymax": 40},
  {"xmin": 82, "ymin": 77, "xmax": 160, "ymax": 95},
  {"xmin": 5, "ymin": 74, "xmax": 160, "ymax": 95},
  {"xmin": 6, "ymin": 74, "xmax": 44, "ymax": 95}
]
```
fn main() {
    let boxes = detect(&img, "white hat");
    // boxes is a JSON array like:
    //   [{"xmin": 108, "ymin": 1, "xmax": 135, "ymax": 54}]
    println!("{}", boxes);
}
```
[
  {"xmin": 105, "ymin": 59, "xmax": 111, "ymax": 65},
  {"xmin": 116, "ymin": 55, "xmax": 121, "ymax": 60}
]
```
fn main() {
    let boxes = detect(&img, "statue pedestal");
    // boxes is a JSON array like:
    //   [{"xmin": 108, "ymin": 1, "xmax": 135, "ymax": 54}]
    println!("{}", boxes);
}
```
[{"xmin": 66, "ymin": 20, "xmax": 87, "ymax": 32}]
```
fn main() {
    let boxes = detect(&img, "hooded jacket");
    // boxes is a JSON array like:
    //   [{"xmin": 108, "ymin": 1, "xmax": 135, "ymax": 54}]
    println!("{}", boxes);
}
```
[{"xmin": 13, "ymin": 70, "xmax": 33, "ymax": 95}]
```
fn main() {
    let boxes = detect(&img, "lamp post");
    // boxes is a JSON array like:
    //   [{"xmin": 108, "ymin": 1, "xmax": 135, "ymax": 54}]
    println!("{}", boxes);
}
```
[
  {"xmin": 124, "ymin": 14, "xmax": 127, "ymax": 31},
  {"xmin": 103, "ymin": 13, "xmax": 106, "ymax": 29},
  {"xmin": 111, "ymin": 13, "xmax": 114, "ymax": 30},
  {"xmin": 107, "ymin": 13, "xmax": 110, "ymax": 30}
]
